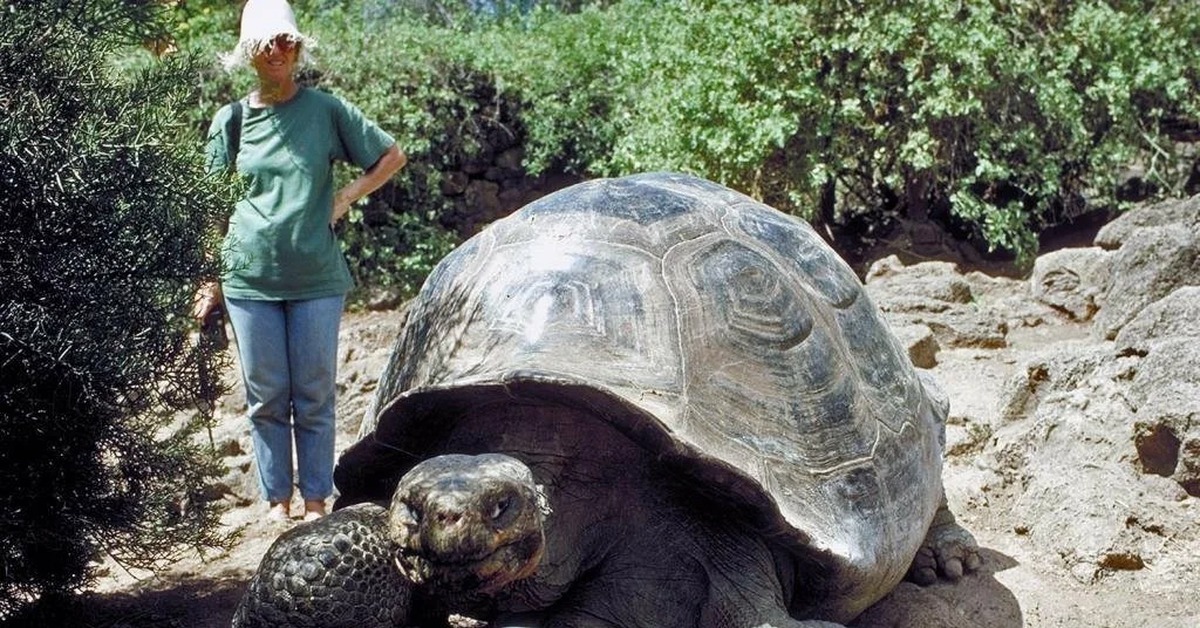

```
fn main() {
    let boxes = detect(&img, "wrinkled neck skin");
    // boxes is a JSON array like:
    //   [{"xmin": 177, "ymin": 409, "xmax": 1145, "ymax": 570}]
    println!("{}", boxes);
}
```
[{"xmin": 431, "ymin": 402, "xmax": 803, "ymax": 626}]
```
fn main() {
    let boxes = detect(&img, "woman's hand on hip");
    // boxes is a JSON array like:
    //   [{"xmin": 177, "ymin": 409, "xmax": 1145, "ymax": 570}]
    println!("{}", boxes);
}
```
[
  {"xmin": 329, "ymin": 144, "xmax": 407, "ymax": 228},
  {"xmin": 330, "ymin": 195, "xmax": 352, "ymax": 228}
]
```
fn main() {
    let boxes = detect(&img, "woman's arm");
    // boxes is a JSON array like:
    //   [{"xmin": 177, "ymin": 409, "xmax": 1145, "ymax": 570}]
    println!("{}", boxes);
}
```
[{"xmin": 331, "ymin": 143, "xmax": 407, "ymax": 227}]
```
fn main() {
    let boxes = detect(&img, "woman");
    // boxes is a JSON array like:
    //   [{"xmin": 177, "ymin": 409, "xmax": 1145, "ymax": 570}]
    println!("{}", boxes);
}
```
[{"xmin": 196, "ymin": 0, "xmax": 406, "ymax": 522}]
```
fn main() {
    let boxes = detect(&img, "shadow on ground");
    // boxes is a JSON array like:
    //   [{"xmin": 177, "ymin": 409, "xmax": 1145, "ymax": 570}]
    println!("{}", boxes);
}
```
[
  {"xmin": 79, "ymin": 577, "xmax": 247, "ymax": 628},
  {"xmin": 63, "ymin": 549, "xmax": 1018, "ymax": 628},
  {"xmin": 853, "ymin": 548, "xmax": 1022, "ymax": 628}
]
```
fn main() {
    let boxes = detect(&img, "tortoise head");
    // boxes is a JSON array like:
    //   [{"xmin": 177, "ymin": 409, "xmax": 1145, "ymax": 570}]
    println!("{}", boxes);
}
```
[{"xmin": 387, "ymin": 453, "xmax": 548, "ymax": 595}]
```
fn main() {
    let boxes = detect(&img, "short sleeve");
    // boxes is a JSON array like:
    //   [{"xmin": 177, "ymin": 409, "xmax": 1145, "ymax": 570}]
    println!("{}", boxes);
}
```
[
  {"xmin": 332, "ymin": 96, "xmax": 397, "ymax": 171},
  {"xmin": 205, "ymin": 103, "xmax": 236, "ymax": 174}
]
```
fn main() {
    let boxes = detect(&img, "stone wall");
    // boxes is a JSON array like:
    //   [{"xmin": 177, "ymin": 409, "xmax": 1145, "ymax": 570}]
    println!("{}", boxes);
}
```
[{"xmin": 436, "ymin": 143, "xmax": 584, "ymax": 238}]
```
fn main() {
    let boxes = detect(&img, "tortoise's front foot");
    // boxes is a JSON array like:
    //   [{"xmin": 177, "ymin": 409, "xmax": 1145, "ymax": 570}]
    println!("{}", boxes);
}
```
[
  {"xmin": 232, "ymin": 503, "xmax": 411, "ymax": 628},
  {"xmin": 907, "ymin": 498, "xmax": 982, "ymax": 585}
]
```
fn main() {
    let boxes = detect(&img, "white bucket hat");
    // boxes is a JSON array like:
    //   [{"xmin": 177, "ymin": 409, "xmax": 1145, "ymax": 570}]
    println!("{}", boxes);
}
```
[{"xmin": 220, "ymin": 0, "xmax": 316, "ymax": 71}]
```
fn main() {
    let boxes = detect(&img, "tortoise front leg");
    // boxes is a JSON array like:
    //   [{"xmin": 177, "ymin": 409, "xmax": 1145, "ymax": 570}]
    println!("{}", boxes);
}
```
[
  {"xmin": 907, "ymin": 492, "xmax": 983, "ymax": 585},
  {"xmin": 232, "ymin": 503, "xmax": 412, "ymax": 628}
]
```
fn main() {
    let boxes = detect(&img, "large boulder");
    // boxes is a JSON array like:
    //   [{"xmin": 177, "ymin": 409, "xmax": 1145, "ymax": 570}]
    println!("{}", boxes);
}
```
[
  {"xmin": 1029, "ymin": 247, "xmax": 1111, "ymax": 321},
  {"xmin": 1117, "ymin": 287, "xmax": 1200, "ymax": 497},
  {"xmin": 1091, "ymin": 197, "xmax": 1200, "ymax": 339},
  {"xmin": 1093, "ymin": 196, "xmax": 1199, "ymax": 249},
  {"xmin": 865, "ymin": 257, "xmax": 973, "ymax": 307},
  {"xmin": 987, "ymin": 343, "xmax": 1196, "ymax": 583},
  {"xmin": 889, "ymin": 322, "xmax": 940, "ymax": 368},
  {"xmin": 966, "ymin": 196, "xmax": 1200, "ymax": 591},
  {"xmin": 1128, "ymin": 338, "xmax": 1200, "ymax": 497},
  {"xmin": 1115, "ymin": 286, "xmax": 1200, "ymax": 351}
]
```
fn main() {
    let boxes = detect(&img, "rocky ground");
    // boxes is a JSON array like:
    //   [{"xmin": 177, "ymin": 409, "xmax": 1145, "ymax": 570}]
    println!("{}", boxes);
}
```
[{"xmin": 86, "ymin": 197, "xmax": 1200, "ymax": 627}]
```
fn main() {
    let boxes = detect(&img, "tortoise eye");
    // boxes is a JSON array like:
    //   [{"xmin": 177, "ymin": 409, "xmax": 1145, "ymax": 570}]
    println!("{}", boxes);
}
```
[{"xmin": 489, "ymin": 497, "xmax": 513, "ymax": 522}]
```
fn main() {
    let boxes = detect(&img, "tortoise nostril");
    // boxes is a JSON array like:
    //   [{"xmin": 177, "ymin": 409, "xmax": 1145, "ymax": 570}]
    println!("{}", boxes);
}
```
[{"xmin": 435, "ymin": 511, "xmax": 462, "ymax": 526}]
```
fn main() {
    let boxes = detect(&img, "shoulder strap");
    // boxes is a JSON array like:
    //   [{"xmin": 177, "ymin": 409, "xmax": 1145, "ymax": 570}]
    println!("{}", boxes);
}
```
[{"xmin": 227, "ymin": 100, "xmax": 244, "ymax": 171}]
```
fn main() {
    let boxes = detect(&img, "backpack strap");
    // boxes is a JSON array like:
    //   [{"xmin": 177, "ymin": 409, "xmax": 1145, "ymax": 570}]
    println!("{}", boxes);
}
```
[{"xmin": 226, "ymin": 100, "xmax": 244, "ymax": 171}]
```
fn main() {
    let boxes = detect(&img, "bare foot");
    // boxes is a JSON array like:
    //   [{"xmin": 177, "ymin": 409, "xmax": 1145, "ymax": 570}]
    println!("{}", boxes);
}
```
[
  {"xmin": 267, "ymin": 502, "xmax": 290, "ymax": 522},
  {"xmin": 303, "ymin": 499, "xmax": 326, "ymax": 522}
]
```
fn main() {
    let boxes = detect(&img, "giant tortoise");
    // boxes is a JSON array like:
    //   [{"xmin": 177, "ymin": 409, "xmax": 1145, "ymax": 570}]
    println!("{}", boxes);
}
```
[{"xmin": 233, "ymin": 172, "xmax": 980, "ymax": 627}]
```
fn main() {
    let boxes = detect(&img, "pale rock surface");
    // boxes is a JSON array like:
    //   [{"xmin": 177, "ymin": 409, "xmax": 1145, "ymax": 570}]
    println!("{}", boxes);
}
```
[{"xmin": 1029, "ymin": 247, "xmax": 1110, "ymax": 321}]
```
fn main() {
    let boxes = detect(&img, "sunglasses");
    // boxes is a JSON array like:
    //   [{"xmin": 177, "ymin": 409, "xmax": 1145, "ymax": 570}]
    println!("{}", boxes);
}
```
[{"xmin": 259, "ymin": 34, "xmax": 299, "ymax": 53}]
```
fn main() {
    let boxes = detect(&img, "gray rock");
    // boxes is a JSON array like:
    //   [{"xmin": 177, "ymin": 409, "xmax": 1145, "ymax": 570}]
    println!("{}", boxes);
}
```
[
  {"xmin": 1115, "ymin": 286, "xmax": 1200, "ymax": 351},
  {"xmin": 866, "ymin": 257, "xmax": 973, "ymax": 310},
  {"xmin": 984, "ymin": 342, "xmax": 1190, "ymax": 582},
  {"xmin": 1094, "ymin": 196, "xmax": 1199, "ymax": 249},
  {"xmin": 1093, "ymin": 223, "xmax": 1199, "ymax": 340},
  {"xmin": 995, "ymin": 344, "xmax": 1121, "ymax": 423},
  {"xmin": 1030, "ymin": 247, "xmax": 1111, "ymax": 321},
  {"xmin": 924, "ymin": 313, "xmax": 1009, "ymax": 349},
  {"xmin": 891, "ymin": 322, "xmax": 940, "ymax": 368},
  {"xmin": 852, "ymin": 581, "xmax": 993, "ymax": 628},
  {"xmin": 1127, "ymin": 337, "xmax": 1200, "ymax": 496},
  {"xmin": 866, "ymin": 257, "xmax": 1009, "ymax": 348},
  {"xmin": 364, "ymin": 288, "xmax": 405, "ymax": 311}
]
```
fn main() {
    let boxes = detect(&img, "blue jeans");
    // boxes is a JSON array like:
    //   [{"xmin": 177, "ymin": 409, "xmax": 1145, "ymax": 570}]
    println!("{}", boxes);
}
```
[{"xmin": 224, "ymin": 295, "xmax": 344, "ymax": 503}]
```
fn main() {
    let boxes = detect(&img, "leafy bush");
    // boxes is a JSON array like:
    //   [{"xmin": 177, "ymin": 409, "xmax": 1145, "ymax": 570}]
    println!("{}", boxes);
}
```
[
  {"xmin": 0, "ymin": 0, "xmax": 237, "ymax": 616},
  {"xmin": 481, "ymin": 0, "xmax": 1199, "ymax": 261},
  {"xmin": 800, "ymin": 0, "xmax": 1200, "ymax": 260},
  {"xmin": 176, "ymin": 0, "xmax": 1200, "ymax": 273},
  {"xmin": 484, "ymin": 0, "xmax": 1199, "ymax": 262}
]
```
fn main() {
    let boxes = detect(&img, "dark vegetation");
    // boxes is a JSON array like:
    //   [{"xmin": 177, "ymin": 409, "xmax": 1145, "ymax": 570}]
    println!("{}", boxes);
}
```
[
  {"xmin": 0, "ymin": 0, "xmax": 238, "ymax": 620},
  {"xmin": 0, "ymin": 0, "xmax": 1197, "ymax": 620}
]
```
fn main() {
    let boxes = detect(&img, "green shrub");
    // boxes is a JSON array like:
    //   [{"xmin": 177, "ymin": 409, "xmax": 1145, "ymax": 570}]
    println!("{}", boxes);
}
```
[
  {"xmin": 176, "ymin": 0, "xmax": 1200, "ymax": 271},
  {"xmin": 0, "ymin": 0, "xmax": 237, "ymax": 616},
  {"xmin": 800, "ymin": 0, "xmax": 1200, "ymax": 260},
  {"xmin": 340, "ymin": 195, "xmax": 461, "ymax": 302},
  {"xmin": 482, "ymin": 0, "xmax": 1199, "ymax": 262}
]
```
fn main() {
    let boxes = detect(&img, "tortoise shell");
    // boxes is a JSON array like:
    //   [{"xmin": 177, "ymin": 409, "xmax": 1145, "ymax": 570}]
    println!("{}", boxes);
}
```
[{"xmin": 335, "ymin": 172, "xmax": 944, "ymax": 620}]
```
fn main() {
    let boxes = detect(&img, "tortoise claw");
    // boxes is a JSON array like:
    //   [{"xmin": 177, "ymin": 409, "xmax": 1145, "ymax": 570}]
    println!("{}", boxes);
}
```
[
  {"xmin": 907, "ymin": 546, "xmax": 940, "ymax": 585},
  {"xmin": 907, "ymin": 502, "xmax": 981, "ymax": 585}
]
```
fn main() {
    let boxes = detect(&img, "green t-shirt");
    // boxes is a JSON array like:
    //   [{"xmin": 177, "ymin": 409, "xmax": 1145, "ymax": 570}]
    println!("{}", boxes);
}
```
[{"xmin": 205, "ymin": 87, "xmax": 395, "ymax": 300}]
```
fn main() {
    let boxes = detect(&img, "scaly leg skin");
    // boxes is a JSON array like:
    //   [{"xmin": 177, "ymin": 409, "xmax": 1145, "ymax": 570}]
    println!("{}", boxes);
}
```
[
  {"xmin": 907, "ymin": 493, "xmax": 983, "ymax": 585},
  {"xmin": 232, "ymin": 503, "xmax": 412, "ymax": 628}
]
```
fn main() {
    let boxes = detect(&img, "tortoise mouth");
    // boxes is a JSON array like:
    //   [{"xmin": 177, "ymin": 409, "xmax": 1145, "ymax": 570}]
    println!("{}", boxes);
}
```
[{"xmin": 395, "ymin": 532, "xmax": 544, "ymax": 594}]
